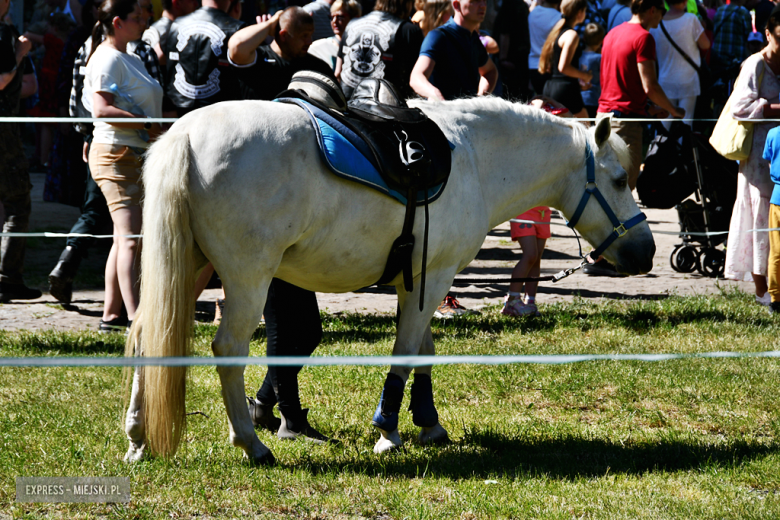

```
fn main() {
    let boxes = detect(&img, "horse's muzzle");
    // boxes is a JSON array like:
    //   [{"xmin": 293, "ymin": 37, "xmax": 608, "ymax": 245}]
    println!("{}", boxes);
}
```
[{"xmin": 614, "ymin": 237, "xmax": 656, "ymax": 276}]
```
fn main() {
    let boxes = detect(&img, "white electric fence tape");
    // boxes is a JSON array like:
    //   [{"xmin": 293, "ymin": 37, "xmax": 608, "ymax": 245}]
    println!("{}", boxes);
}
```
[{"xmin": 2, "ymin": 351, "xmax": 780, "ymax": 368}]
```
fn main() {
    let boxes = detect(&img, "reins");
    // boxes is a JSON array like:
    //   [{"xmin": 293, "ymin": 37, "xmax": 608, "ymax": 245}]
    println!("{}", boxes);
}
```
[{"xmin": 447, "ymin": 141, "xmax": 646, "ymax": 287}]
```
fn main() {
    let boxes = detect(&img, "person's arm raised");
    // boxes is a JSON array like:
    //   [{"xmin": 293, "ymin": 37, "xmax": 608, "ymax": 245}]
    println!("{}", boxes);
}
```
[{"xmin": 228, "ymin": 11, "xmax": 283, "ymax": 66}]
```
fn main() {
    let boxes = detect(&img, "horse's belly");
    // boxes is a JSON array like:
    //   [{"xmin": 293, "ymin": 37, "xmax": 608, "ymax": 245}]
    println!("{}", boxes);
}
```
[{"xmin": 274, "ymin": 257, "xmax": 387, "ymax": 294}]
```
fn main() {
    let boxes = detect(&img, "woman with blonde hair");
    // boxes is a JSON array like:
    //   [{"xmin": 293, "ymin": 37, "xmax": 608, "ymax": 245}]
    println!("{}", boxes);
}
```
[
  {"xmin": 539, "ymin": 0, "xmax": 592, "ymax": 118},
  {"xmin": 412, "ymin": 0, "xmax": 454, "ymax": 36}
]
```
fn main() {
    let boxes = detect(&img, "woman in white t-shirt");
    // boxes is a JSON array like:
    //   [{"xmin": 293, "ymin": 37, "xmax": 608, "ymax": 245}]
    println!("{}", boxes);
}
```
[
  {"xmin": 528, "ymin": 0, "xmax": 561, "ymax": 94},
  {"xmin": 650, "ymin": 0, "xmax": 710, "ymax": 129},
  {"xmin": 83, "ymin": 0, "xmax": 163, "ymax": 331}
]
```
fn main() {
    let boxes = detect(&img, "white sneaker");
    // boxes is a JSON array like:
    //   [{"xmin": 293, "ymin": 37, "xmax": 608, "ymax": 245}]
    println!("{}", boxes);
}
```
[{"xmin": 756, "ymin": 292, "xmax": 772, "ymax": 306}]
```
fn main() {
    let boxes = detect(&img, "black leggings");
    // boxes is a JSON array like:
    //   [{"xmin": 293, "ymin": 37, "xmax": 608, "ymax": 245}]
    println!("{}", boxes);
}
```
[{"xmin": 255, "ymin": 279, "xmax": 322, "ymax": 422}]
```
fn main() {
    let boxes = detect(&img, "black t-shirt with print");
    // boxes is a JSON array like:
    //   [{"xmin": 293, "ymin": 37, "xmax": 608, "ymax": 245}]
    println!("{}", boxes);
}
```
[{"xmin": 238, "ymin": 45, "xmax": 336, "ymax": 101}]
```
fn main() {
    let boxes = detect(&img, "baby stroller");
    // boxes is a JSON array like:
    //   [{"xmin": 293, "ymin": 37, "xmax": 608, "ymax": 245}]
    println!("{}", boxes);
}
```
[{"xmin": 636, "ymin": 123, "xmax": 738, "ymax": 278}]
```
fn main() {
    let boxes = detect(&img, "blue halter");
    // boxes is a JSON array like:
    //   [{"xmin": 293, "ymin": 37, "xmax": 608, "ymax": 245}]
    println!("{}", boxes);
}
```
[{"xmin": 566, "ymin": 142, "xmax": 647, "ymax": 260}]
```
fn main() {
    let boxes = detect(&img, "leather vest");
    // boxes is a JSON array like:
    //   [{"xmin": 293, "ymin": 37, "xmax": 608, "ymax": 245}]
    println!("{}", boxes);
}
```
[
  {"xmin": 340, "ymin": 11, "xmax": 403, "ymax": 99},
  {"xmin": 162, "ymin": 7, "xmax": 244, "ymax": 113}
]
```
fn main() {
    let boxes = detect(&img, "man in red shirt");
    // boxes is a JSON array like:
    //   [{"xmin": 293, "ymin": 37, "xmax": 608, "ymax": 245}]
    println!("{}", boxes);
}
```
[
  {"xmin": 586, "ymin": 0, "xmax": 684, "ymax": 277},
  {"xmin": 597, "ymin": 0, "xmax": 684, "ymax": 190}
]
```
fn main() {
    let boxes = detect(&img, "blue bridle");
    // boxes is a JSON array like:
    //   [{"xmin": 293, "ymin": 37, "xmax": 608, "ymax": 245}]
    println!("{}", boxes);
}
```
[{"xmin": 566, "ymin": 142, "xmax": 647, "ymax": 260}]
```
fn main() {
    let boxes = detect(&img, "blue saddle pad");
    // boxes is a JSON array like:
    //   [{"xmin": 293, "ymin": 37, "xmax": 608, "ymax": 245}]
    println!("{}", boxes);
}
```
[{"xmin": 277, "ymin": 98, "xmax": 450, "ymax": 205}]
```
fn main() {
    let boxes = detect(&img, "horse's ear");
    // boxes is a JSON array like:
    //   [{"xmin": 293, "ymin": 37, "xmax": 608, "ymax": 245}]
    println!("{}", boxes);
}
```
[{"xmin": 594, "ymin": 117, "xmax": 611, "ymax": 147}]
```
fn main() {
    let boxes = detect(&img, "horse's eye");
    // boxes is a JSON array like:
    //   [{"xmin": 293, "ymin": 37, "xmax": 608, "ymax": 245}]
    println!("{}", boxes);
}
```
[{"xmin": 615, "ymin": 177, "xmax": 628, "ymax": 189}]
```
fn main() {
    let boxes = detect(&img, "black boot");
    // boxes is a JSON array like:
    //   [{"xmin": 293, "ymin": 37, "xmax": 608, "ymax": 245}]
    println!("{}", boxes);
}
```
[
  {"xmin": 48, "ymin": 246, "xmax": 82, "ymax": 304},
  {"xmin": 246, "ymin": 396, "xmax": 282, "ymax": 432},
  {"xmin": 277, "ymin": 408, "xmax": 336, "ymax": 444}
]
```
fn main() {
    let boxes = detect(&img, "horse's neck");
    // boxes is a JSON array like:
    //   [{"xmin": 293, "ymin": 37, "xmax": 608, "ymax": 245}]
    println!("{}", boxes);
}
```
[{"xmin": 465, "ymin": 113, "xmax": 582, "ymax": 228}]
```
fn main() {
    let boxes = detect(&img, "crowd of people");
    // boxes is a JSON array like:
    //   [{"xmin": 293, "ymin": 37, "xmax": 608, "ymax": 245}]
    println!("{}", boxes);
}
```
[{"xmin": 3, "ymin": 0, "xmax": 780, "ymax": 437}]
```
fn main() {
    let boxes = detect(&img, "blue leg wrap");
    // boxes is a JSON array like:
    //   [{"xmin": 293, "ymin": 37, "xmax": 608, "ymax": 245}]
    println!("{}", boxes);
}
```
[
  {"xmin": 371, "ymin": 373, "xmax": 405, "ymax": 432},
  {"xmin": 409, "ymin": 374, "xmax": 438, "ymax": 428}
]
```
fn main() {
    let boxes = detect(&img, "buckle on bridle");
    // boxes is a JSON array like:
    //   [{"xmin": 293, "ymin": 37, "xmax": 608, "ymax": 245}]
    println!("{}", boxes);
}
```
[{"xmin": 614, "ymin": 223, "xmax": 628, "ymax": 237}]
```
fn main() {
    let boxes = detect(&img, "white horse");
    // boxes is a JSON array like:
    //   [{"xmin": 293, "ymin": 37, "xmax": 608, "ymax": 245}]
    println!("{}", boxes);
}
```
[{"xmin": 123, "ymin": 97, "xmax": 655, "ymax": 465}]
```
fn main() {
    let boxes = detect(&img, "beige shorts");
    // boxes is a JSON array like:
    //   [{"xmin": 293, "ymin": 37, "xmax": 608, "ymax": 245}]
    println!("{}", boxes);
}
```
[
  {"xmin": 596, "ymin": 113, "xmax": 643, "ymax": 191},
  {"xmin": 89, "ymin": 143, "xmax": 144, "ymax": 212}
]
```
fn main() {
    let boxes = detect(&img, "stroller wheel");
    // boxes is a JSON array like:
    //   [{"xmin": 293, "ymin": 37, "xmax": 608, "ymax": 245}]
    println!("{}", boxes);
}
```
[
  {"xmin": 672, "ymin": 245, "xmax": 699, "ymax": 273},
  {"xmin": 670, "ymin": 244, "xmax": 686, "ymax": 272},
  {"xmin": 698, "ymin": 248, "xmax": 726, "ymax": 278}
]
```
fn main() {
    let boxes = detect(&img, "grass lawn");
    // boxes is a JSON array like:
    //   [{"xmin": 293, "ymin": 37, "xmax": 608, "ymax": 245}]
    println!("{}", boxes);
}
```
[{"xmin": 1, "ymin": 290, "xmax": 779, "ymax": 519}]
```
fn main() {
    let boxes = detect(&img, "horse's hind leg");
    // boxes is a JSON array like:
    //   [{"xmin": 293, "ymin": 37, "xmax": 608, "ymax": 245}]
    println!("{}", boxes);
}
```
[
  {"xmin": 211, "ymin": 283, "xmax": 275, "ymax": 466},
  {"xmin": 412, "ymin": 326, "xmax": 450, "ymax": 446},
  {"xmin": 124, "ymin": 335, "xmax": 146, "ymax": 462}
]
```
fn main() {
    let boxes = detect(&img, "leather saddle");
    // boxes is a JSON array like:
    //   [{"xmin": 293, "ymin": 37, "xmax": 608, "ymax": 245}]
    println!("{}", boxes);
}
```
[{"xmin": 278, "ymin": 78, "xmax": 453, "ymax": 308}]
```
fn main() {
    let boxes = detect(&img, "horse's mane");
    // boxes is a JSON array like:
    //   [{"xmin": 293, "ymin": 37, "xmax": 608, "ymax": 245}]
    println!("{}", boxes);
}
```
[{"xmin": 409, "ymin": 96, "xmax": 632, "ymax": 172}]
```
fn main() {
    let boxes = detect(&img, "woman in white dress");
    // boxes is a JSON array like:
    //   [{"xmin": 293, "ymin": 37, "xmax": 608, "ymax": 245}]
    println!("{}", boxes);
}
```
[
  {"xmin": 724, "ymin": 9, "xmax": 780, "ymax": 305},
  {"xmin": 650, "ymin": 0, "xmax": 710, "ymax": 130}
]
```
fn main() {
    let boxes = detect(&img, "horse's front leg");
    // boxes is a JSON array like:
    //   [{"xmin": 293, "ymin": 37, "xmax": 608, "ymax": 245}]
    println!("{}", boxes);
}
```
[
  {"xmin": 372, "ymin": 273, "xmax": 453, "ymax": 454},
  {"xmin": 412, "ymin": 326, "xmax": 450, "ymax": 446},
  {"xmin": 211, "ymin": 283, "xmax": 275, "ymax": 466}
]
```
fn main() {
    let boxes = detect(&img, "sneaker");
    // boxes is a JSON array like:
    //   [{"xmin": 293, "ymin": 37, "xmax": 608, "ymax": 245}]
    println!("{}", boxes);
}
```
[
  {"xmin": 277, "ymin": 409, "xmax": 337, "ymax": 444},
  {"xmin": 214, "ymin": 298, "xmax": 225, "ymax": 325},
  {"xmin": 501, "ymin": 297, "xmax": 540, "ymax": 317},
  {"xmin": 0, "ymin": 282, "xmax": 42, "ymax": 302},
  {"xmin": 246, "ymin": 396, "xmax": 281, "ymax": 432},
  {"xmin": 99, "ymin": 316, "xmax": 128, "ymax": 334},
  {"xmin": 433, "ymin": 296, "xmax": 480, "ymax": 319},
  {"xmin": 756, "ymin": 292, "xmax": 772, "ymax": 306},
  {"xmin": 48, "ymin": 246, "xmax": 81, "ymax": 304},
  {"xmin": 582, "ymin": 259, "xmax": 627, "ymax": 278},
  {"xmin": 770, "ymin": 301, "xmax": 780, "ymax": 314}
]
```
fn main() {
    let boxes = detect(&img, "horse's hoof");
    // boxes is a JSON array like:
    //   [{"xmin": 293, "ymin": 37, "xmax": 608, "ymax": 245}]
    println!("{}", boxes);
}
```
[
  {"xmin": 249, "ymin": 450, "xmax": 277, "ymax": 466},
  {"xmin": 244, "ymin": 444, "xmax": 277, "ymax": 466},
  {"xmin": 373, "ymin": 427, "xmax": 403, "ymax": 454},
  {"xmin": 418, "ymin": 423, "xmax": 450, "ymax": 446},
  {"xmin": 124, "ymin": 440, "xmax": 147, "ymax": 463}
]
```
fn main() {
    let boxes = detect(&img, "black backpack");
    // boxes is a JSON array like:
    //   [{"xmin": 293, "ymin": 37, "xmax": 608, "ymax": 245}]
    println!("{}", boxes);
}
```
[{"xmin": 637, "ymin": 123, "xmax": 698, "ymax": 209}]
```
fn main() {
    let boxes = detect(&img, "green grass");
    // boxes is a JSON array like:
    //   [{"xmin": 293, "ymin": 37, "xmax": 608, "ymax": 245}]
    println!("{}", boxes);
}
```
[{"xmin": 1, "ymin": 290, "xmax": 780, "ymax": 519}]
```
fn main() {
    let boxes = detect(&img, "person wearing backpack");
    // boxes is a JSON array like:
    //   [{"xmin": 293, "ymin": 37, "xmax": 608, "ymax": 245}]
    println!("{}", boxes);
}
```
[
  {"xmin": 606, "ymin": 0, "xmax": 631, "ymax": 32},
  {"xmin": 650, "ymin": 0, "xmax": 710, "ymax": 130}
]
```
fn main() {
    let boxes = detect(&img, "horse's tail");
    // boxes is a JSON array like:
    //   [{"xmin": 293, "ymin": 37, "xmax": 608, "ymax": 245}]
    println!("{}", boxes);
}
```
[{"xmin": 134, "ymin": 129, "xmax": 197, "ymax": 457}]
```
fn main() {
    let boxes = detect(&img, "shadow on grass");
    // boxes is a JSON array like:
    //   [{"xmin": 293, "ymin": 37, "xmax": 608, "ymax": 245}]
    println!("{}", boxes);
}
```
[
  {"xmin": 0, "ymin": 330, "xmax": 126, "ymax": 355},
  {"xmin": 288, "ymin": 428, "xmax": 778, "ymax": 480},
  {"xmin": 307, "ymin": 300, "xmax": 777, "ymax": 343}
]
